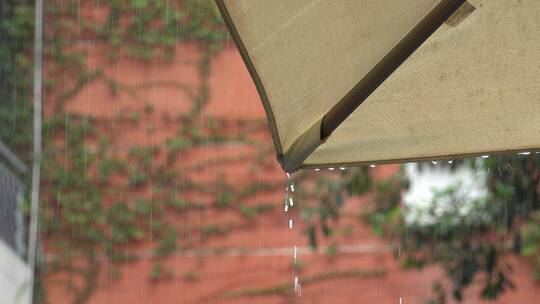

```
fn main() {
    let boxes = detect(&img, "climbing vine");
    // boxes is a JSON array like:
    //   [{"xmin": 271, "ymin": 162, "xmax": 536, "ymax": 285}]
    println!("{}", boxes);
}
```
[
  {"xmin": 28, "ymin": 1, "xmax": 376, "ymax": 303},
  {"xmin": 0, "ymin": 0, "xmax": 35, "ymax": 164}
]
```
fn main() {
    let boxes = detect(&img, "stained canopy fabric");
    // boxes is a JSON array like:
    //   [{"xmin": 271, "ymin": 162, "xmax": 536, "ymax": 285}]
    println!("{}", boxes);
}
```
[{"xmin": 216, "ymin": 0, "xmax": 540, "ymax": 172}]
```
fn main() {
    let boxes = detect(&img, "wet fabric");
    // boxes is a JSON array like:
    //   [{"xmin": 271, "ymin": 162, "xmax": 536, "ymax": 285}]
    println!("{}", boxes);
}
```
[{"xmin": 218, "ymin": 0, "xmax": 540, "ymax": 170}]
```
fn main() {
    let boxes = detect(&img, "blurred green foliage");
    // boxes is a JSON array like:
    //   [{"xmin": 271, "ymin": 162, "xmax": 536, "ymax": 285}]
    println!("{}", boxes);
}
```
[
  {"xmin": 522, "ymin": 211, "xmax": 540, "ymax": 280},
  {"xmin": 94, "ymin": 0, "xmax": 227, "ymax": 60},
  {"xmin": 0, "ymin": 0, "xmax": 34, "ymax": 162},
  {"xmin": 301, "ymin": 167, "xmax": 371, "ymax": 250},
  {"xmin": 362, "ymin": 156, "xmax": 540, "ymax": 303},
  {"xmin": 0, "ymin": 0, "xmax": 231, "ymax": 302}
]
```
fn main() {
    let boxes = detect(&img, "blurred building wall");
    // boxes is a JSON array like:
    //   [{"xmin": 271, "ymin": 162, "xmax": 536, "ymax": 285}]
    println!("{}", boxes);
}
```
[
  {"xmin": 0, "ymin": 241, "xmax": 30, "ymax": 304},
  {"xmin": 0, "ymin": 140, "xmax": 29, "ymax": 304}
]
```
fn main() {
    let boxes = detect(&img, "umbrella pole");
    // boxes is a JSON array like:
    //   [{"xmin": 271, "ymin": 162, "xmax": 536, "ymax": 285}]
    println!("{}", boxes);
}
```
[{"xmin": 320, "ymin": 0, "xmax": 466, "ymax": 139}]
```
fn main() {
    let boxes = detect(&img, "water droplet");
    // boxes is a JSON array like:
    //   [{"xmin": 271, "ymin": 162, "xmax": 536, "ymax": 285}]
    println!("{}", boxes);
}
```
[
  {"xmin": 481, "ymin": 155, "xmax": 489, "ymax": 159},
  {"xmin": 448, "ymin": 160, "xmax": 454, "ymax": 164},
  {"xmin": 314, "ymin": 168, "xmax": 320, "ymax": 171},
  {"xmin": 431, "ymin": 160, "xmax": 438, "ymax": 165},
  {"xmin": 369, "ymin": 164, "xmax": 376, "ymax": 168},
  {"xmin": 284, "ymin": 172, "xmax": 294, "ymax": 212},
  {"xmin": 284, "ymin": 172, "xmax": 301, "ymax": 297},
  {"xmin": 339, "ymin": 167, "xmax": 346, "ymax": 170},
  {"xmin": 328, "ymin": 167, "xmax": 335, "ymax": 171},
  {"xmin": 519, "ymin": 151, "xmax": 531, "ymax": 155},
  {"xmin": 294, "ymin": 277, "xmax": 302, "ymax": 296}
]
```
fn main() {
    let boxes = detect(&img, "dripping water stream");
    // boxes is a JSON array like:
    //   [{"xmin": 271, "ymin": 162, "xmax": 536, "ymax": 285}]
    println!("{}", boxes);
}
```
[{"xmin": 284, "ymin": 172, "xmax": 301, "ymax": 296}]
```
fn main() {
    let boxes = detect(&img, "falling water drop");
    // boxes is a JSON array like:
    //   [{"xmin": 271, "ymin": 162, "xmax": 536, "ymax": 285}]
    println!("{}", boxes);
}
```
[
  {"xmin": 284, "ymin": 173, "xmax": 293, "ymax": 213},
  {"xmin": 431, "ymin": 160, "xmax": 438, "ymax": 165},
  {"xmin": 339, "ymin": 167, "xmax": 346, "ymax": 170},
  {"xmin": 481, "ymin": 155, "xmax": 489, "ymax": 159},
  {"xmin": 314, "ymin": 168, "xmax": 320, "ymax": 171},
  {"xmin": 369, "ymin": 164, "xmax": 376, "ymax": 168},
  {"xmin": 328, "ymin": 167, "xmax": 335, "ymax": 171},
  {"xmin": 284, "ymin": 172, "xmax": 301, "ymax": 297},
  {"xmin": 294, "ymin": 276, "xmax": 302, "ymax": 296},
  {"xmin": 448, "ymin": 160, "xmax": 454, "ymax": 164},
  {"xmin": 518, "ymin": 151, "xmax": 531, "ymax": 155}
]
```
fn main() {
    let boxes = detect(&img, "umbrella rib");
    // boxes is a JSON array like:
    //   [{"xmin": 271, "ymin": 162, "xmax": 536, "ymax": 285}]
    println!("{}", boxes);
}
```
[
  {"xmin": 216, "ymin": 0, "xmax": 469, "ymax": 172},
  {"xmin": 320, "ymin": 0, "xmax": 466, "ymax": 140}
]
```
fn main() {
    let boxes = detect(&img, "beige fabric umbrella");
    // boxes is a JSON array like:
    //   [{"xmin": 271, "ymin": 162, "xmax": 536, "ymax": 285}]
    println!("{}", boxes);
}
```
[{"xmin": 216, "ymin": 0, "xmax": 540, "ymax": 172}]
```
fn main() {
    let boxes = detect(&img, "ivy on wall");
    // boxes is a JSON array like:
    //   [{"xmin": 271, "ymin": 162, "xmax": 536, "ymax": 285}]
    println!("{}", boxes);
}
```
[
  {"xmin": 0, "ymin": 1, "xmax": 373, "ymax": 303},
  {"xmin": 6, "ymin": 1, "xmax": 540, "ymax": 304},
  {"xmin": 0, "ymin": 0, "xmax": 34, "ymax": 163}
]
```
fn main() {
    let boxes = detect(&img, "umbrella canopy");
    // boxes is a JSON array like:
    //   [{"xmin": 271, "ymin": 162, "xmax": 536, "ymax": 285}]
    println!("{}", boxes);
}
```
[{"xmin": 216, "ymin": 0, "xmax": 540, "ymax": 172}]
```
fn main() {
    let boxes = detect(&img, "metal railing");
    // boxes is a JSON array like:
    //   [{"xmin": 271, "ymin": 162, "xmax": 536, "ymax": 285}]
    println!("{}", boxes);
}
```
[{"xmin": 0, "ymin": 142, "xmax": 26, "ymax": 257}]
